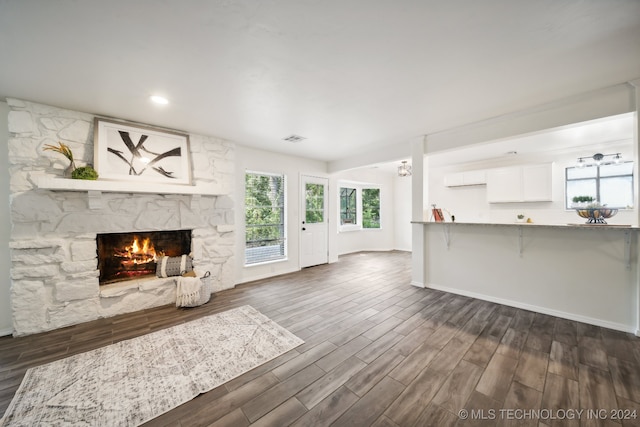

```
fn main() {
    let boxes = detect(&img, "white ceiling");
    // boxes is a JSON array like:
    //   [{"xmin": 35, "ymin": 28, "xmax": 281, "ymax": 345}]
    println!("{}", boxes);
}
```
[
  {"xmin": 1, "ymin": 1, "xmax": 639, "ymax": 165},
  {"xmin": 428, "ymin": 112, "xmax": 636, "ymax": 167},
  {"xmin": 372, "ymin": 112, "xmax": 635, "ymax": 173}
]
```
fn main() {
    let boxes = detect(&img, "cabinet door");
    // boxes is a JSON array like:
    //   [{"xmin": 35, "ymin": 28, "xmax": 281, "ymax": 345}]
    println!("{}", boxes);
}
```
[
  {"xmin": 486, "ymin": 167, "xmax": 522, "ymax": 202},
  {"xmin": 463, "ymin": 170, "xmax": 486, "ymax": 185},
  {"xmin": 522, "ymin": 164, "xmax": 552, "ymax": 201},
  {"xmin": 444, "ymin": 172, "xmax": 464, "ymax": 187}
]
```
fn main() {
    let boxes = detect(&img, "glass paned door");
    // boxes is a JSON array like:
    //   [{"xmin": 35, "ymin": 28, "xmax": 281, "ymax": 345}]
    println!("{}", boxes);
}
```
[{"xmin": 301, "ymin": 176, "xmax": 328, "ymax": 268}]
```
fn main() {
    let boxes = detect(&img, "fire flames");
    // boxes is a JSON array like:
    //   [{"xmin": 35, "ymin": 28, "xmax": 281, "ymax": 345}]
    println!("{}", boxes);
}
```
[{"xmin": 114, "ymin": 236, "xmax": 165, "ymax": 269}]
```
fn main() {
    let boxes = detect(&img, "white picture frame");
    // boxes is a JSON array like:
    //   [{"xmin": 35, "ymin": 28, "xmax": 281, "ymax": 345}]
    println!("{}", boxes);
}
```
[{"xmin": 94, "ymin": 118, "xmax": 192, "ymax": 185}]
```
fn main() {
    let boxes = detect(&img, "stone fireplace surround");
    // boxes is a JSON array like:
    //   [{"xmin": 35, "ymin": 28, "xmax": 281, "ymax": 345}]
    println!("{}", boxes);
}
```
[{"xmin": 7, "ymin": 99, "xmax": 235, "ymax": 336}]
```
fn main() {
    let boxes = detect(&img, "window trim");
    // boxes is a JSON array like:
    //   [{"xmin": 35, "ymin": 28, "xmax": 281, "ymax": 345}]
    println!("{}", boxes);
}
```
[
  {"xmin": 337, "ymin": 181, "xmax": 382, "ymax": 232},
  {"xmin": 339, "ymin": 187, "xmax": 358, "ymax": 226},
  {"xmin": 564, "ymin": 161, "xmax": 634, "ymax": 210},
  {"xmin": 244, "ymin": 170, "xmax": 287, "ymax": 267},
  {"xmin": 362, "ymin": 187, "xmax": 381, "ymax": 229}
]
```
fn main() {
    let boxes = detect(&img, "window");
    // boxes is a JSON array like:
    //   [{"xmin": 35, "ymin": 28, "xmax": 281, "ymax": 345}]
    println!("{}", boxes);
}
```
[
  {"xmin": 362, "ymin": 188, "xmax": 380, "ymax": 229},
  {"xmin": 340, "ymin": 187, "xmax": 357, "ymax": 224},
  {"xmin": 565, "ymin": 162, "xmax": 633, "ymax": 209},
  {"xmin": 245, "ymin": 172, "xmax": 286, "ymax": 265},
  {"xmin": 305, "ymin": 183, "xmax": 324, "ymax": 223},
  {"xmin": 339, "ymin": 184, "xmax": 381, "ymax": 230}
]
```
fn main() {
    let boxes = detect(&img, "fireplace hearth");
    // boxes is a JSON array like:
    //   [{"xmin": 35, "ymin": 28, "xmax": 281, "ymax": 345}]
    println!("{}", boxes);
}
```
[{"xmin": 97, "ymin": 230, "xmax": 192, "ymax": 285}]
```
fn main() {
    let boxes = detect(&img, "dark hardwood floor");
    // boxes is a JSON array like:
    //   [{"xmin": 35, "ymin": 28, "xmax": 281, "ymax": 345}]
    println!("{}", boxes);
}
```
[{"xmin": 2, "ymin": 251, "xmax": 640, "ymax": 426}]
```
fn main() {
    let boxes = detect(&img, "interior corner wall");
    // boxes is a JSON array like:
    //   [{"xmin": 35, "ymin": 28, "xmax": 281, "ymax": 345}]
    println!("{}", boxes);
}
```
[
  {"xmin": 332, "ymin": 168, "xmax": 397, "ymax": 256},
  {"xmin": 234, "ymin": 145, "xmax": 328, "ymax": 284},
  {"xmin": 0, "ymin": 101, "xmax": 12, "ymax": 336}
]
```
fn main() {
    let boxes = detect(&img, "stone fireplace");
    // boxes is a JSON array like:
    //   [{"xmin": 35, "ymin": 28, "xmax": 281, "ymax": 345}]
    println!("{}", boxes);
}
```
[
  {"xmin": 7, "ymin": 99, "xmax": 236, "ymax": 336},
  {"xmin": 97, "ymin": 230, "xmax": 192, "ymax": 284}
]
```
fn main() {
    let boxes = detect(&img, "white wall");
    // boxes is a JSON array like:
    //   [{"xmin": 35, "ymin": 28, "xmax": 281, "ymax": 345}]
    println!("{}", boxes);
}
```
[
  {"xmin": 393, "ymin": 174, "xmax": 412, "ymax": 251},
  {"xmin": 234, "ymin": 145, "xmax": 328, "ymax": 284},
  {"xmin": 332, "ymin": 168, "xmax": 396, "ymax": 255},
  {"xmin": 427, "ymin": 140, "xmax": 636, "ymax": 226},
  {"xmin": 0, "ymin": 101, "xmax": 11, "ymax": 335},
  {"xmin": 425, "ymin": 223, "xmax": 637, "ymax": 332}
]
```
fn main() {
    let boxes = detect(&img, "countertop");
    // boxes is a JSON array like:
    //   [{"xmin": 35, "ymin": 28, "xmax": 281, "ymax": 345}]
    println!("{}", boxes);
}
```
[{"xmin": 412, "ymin": 221, "xmax": 639, "ymax": 230}]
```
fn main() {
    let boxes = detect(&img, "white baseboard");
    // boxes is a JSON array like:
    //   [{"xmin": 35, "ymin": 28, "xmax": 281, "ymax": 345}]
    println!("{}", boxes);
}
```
[
  {"xmin": 410, "ymin": 281, "xmax": 425, "ymax": 288},
  {"xmin": 0, "ymin": 327, "xmax": 13, "ymax": 337},
  {"xmin": 237, "ymin": 267, "xmax": 301, "ymax": 285},
  {"xmin": 427, "ymin": 283, "xmax": 635, "ymax": 334}
]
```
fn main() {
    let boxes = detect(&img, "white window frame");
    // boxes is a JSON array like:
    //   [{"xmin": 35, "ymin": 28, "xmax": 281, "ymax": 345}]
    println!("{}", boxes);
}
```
[
  {"xmin": 244, "ymin": 170, "xmax": 287, "ymax": 266},
  {"xmin": 337, "ymin": 181, "xmax": 382, "ymax": 232},
  {"xmin": 564, "ymin": 161, "xmax": 634, "ymax": 210}
]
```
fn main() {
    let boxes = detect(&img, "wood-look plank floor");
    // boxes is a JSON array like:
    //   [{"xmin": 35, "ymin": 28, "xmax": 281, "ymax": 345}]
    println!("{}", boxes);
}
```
[{"xmin": 2, "ymin": 251, "xmax": 640, "ymax": 426}]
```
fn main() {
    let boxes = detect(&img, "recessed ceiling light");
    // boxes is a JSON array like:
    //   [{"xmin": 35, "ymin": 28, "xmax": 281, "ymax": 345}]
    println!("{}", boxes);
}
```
[
  {"xmin": 150, "ymin": 95, "xmax": 169, "ymax": 105},
  {"xmin": 283, "ymin": 135, "xmax": 306, "ymax": 143}
]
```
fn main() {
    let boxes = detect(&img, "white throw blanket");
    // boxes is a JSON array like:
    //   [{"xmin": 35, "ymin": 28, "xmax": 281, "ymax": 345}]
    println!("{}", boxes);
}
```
[{"xmin": 176, "ymin": 276, "xmax": 202, "ymax": 307}]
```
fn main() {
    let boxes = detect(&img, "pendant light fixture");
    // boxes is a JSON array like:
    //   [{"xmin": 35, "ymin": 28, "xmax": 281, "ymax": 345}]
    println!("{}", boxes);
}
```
[
  {"xmin": 576, "ymin": 153, "xmax": 622, "ymax": 167},
  {"xmin": 398, "ymin": 161, "xmax": 412, "ymax": 177}
]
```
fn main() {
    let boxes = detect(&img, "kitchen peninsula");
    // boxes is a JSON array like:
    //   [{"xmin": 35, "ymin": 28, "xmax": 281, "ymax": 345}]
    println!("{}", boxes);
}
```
[{"xmin": 413, "ymin": 221, "xmax": 639, "ymax": 334}]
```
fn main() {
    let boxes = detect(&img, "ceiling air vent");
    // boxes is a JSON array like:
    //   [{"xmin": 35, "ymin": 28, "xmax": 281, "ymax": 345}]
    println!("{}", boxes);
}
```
[{"xmin": 283, "ymin": 134, "xmax": 306, "ymax": 143}]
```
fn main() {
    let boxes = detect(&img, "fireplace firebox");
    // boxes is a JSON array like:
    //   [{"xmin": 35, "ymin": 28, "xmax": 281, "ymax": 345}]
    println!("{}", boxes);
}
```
[{"xmin": 97, "ymin": 230, "xmax": 192, "ymax": 285}]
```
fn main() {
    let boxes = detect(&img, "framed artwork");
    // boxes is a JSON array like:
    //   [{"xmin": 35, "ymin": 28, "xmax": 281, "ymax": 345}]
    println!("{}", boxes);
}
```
[{"xmin": 94, "ymin": 118, "xmax": 192, "ymax": 185}]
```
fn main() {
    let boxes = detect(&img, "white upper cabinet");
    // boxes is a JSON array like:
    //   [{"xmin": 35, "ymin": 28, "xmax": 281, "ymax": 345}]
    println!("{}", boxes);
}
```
[
  {"xmin": 486, "ymin": 163, "xmax": 553, "ymax": 203},
  {"xmin": 444, "ymin": 170, "xmax": 487, "ymax": 187},
  {"xmin": 522, "ymin": 164, "xmax": 553, "ymax": 201},
  {"xmin": 486, "ymin": 167, "xmax": 523, "ymax": 202}
]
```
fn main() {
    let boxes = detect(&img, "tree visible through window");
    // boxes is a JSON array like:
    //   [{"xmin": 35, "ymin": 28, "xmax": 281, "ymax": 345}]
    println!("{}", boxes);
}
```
[
  {"xmin": 305, "ymin": 183, "xmax": 324, "ymax": 223},
  {"xmin": 362, "ymin": 188, "xmax": 380, "ymax": 228},
  {"xmin": 340, "ymin": 187, "xmax": 357, "ymax": 224},
  {"xmin": 245, "ymin": 172, "xmax": 286, "ymax": 265},
  {"xmin": 565, "ymin": 162, "xmax": 633, "ymax": 209}
]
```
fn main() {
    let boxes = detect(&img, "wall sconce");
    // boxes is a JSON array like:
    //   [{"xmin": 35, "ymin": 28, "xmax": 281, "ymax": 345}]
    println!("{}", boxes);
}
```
[
  {"xmin": 398, "ymin": 161, "xmax": 412, "ymax": 177},
  {"xmin": 576, "ymin": 153, "xmax": 622, "ymax": 167}
]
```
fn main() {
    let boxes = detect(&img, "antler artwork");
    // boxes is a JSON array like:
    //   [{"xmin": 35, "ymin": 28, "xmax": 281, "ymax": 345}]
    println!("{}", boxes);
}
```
[{"xmin": 107, "ymin": 131, "xmax": 181, "ymax": 178}]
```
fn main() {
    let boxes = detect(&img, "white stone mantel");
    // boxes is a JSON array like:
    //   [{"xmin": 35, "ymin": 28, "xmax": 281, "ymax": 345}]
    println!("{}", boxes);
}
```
[
  {"xmin": 35, "ymin": 177, "xmax": 229, "ymax": 210},
  {"xmin": 36, "ymin": 176, "xmax": 228, "ymax": 195}
]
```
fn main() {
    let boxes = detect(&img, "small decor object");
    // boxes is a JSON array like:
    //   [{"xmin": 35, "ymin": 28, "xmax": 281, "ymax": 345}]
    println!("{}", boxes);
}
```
[
  {"xmin": 432, "ymin": 208, "xmax": 444, "ymax": 222},
  {"xmin": 516, "ymin": 214, "xmax": 525, "ymax": 223},
  {"xmin": 94, "ymin": 118, "xmax": 192, "ymax": 185},
  {"xmin": 575, "ymin": 202, "xmax": 618, "ymax": 224},
  {"xmin": 156, "ymin": 254, "xmax": 193, "ymax": 277},
  {"xmin": 43, "ymin": 141, "xmax": 76, "ymax": 178},
  {"xmin": 71, "ymin": 165, "xmax": 99, "ymax": 180},
  {"xmin": 176, "ymin": 271, "xmax": 212, "ymax": 308}
]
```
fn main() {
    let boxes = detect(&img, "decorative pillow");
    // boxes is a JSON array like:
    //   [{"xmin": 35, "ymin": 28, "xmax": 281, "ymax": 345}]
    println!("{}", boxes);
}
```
[{"xmin": 156, "ymin": 255, "xmax": 193, "ymax": 278}]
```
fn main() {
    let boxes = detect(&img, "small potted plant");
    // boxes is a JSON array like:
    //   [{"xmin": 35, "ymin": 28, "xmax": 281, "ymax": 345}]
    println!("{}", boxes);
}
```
[
  {"xmin": 71, "ymin": 165, "xmax": 99, "ymax": 180},
  {"xmin": 516, "ymin": 214, "xmax": 525, "ymax": 223},
  {"xmin": 43, "ymin": 141, "xmax": 99, "ymax": 180},
  {"xmin": 571, "ymin": 195, "xmax": 594, "ymax": 208},
  {"xmin": 43, "ymin": 141, "xmax": 76, "ymax": 178}
]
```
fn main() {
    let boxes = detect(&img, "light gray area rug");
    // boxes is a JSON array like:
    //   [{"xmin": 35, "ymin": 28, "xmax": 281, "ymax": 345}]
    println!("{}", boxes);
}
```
[{"xmin": 0, "ymin": 305, "xmax": 303, "ymax": 427}]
